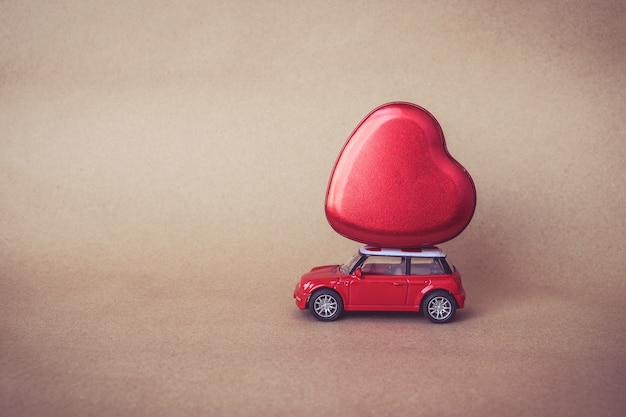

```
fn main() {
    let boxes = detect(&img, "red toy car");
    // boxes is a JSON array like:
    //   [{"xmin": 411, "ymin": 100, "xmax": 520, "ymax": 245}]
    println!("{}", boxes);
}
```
[{"xmin": 293, "ymin": 246, "xmax": 465, "ymax": 323}]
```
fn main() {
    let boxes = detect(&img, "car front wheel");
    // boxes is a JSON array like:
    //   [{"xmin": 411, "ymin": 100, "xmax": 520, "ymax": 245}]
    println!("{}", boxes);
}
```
[
  {"xmin": 422, "ymin": 290, "xmax": 457, "ymax": 323},
  {"xmin": 309, "ymin": 289, "xmax": 343, "ymax": 321}
]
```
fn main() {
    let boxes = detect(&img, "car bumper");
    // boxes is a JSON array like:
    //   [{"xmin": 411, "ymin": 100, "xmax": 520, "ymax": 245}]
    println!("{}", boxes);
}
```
[
  {"xmin": 454, "ymin": 289, "xmax": 466, "ymax": 309},
  {"xmin": 293, "ymin": 283, "xmax": 308, "ymax": 310}
]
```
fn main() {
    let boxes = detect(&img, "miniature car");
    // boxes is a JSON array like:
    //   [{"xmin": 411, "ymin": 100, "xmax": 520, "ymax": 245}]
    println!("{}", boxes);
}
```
[{"xmin": 293, "ymin": 246, "xmax": 465, "ymax": 323}]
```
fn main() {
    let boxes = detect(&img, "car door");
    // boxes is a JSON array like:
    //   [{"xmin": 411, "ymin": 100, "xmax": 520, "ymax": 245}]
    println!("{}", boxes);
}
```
[{"xmin": 349, "ymin": 256, "xmax": 408, "ymax": 305}]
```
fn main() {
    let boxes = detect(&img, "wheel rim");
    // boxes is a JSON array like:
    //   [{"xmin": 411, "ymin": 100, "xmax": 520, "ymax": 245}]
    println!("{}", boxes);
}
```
[
  {"xmin": 314, "ymin": 294, "xmax": 338, "ymax": 318},
  {"xmin": 427, "ymin": 296, "xmax": 452, "ymax": 320}
]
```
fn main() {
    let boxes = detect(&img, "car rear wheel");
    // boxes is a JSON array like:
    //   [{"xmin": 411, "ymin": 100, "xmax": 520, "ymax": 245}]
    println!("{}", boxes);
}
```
[
  {"xmin": 309, "ymin": 289, "xmax": 343, "ymax": 321},
  {"xmin": 422, "ymin": 290, "xmax": 456, "ymax": 323}
]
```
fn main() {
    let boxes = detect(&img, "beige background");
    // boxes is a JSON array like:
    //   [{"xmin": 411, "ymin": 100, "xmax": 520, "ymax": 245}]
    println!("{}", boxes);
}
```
[{"xmin": 1, "ymin": 1, "xmax": 625, "ymax": 416}]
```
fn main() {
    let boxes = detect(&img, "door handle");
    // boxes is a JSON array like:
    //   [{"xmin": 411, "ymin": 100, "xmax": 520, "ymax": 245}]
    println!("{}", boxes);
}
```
[{"xmin": 392, "ymin": 281, "xmax": 405, "ymax": 286}]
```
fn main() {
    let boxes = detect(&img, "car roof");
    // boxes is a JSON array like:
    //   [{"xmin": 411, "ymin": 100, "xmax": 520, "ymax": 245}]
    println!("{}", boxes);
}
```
[{"xmin": 359, "ymin": 246, "xmax": 446, "ymax": 258}]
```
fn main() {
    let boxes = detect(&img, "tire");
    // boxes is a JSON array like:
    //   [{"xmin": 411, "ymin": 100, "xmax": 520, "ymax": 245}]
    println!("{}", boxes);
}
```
[
  {"xmin": 309, "ymin": 289, "xmax": 343, "ymax": 322},
  {"xmin": 422, "ymin": 290, "xmax": 457, "ymax": 323}
]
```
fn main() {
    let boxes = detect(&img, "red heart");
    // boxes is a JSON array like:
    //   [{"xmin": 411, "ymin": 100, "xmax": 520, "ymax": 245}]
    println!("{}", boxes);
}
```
[{"xmin": 325, "ymin": 102, "xmax": 476, "ymax": 248}]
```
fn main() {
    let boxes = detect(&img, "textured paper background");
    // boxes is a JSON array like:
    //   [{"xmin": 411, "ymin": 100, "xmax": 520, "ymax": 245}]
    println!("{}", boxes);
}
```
[{"xmin": 1, "ymin": 1, "xmax": 625, "ymax": 416}]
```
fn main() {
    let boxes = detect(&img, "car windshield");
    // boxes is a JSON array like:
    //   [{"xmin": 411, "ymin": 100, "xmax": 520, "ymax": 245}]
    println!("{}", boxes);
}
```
[{"xmin": 339, "ymin": 252, "xmax": 362, "ymax": 274}]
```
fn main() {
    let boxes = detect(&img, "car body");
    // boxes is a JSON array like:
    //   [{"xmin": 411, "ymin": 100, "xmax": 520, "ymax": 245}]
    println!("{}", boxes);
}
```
[{"xmin": 293, "ymin": 246, "xmax": 465, "ymax": 323}]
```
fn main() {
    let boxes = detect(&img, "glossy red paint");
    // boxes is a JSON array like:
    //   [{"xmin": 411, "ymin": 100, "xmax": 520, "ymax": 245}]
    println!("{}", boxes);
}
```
[
  {"xmin": 325, "ymin": 102, "xmax": 476, "ymax": 248},
  {"xmin": 294, "ymin": 247, "xmax": 465, "ymax": 323}
]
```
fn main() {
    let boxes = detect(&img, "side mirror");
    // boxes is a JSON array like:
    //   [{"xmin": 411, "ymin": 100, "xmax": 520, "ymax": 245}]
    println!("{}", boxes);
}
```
[{"xmin": 354, "ymin": 268, "xmax": 362, "ymax": 279}]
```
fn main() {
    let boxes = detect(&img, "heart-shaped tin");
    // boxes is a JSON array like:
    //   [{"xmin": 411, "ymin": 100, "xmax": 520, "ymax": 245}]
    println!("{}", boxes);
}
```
[{"xmin": 325, "ymin": 102, "xmax": 476, "ymax": 248}]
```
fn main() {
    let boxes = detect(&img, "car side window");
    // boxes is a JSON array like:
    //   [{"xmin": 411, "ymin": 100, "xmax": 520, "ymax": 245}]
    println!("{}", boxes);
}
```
[
  {"xmin": 410, "ymin": 258, "xmax": 444, "ymax": 275},
  {"xmin": 360, "ymin": 256, "xmax": 406, "ymax": 276}
]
